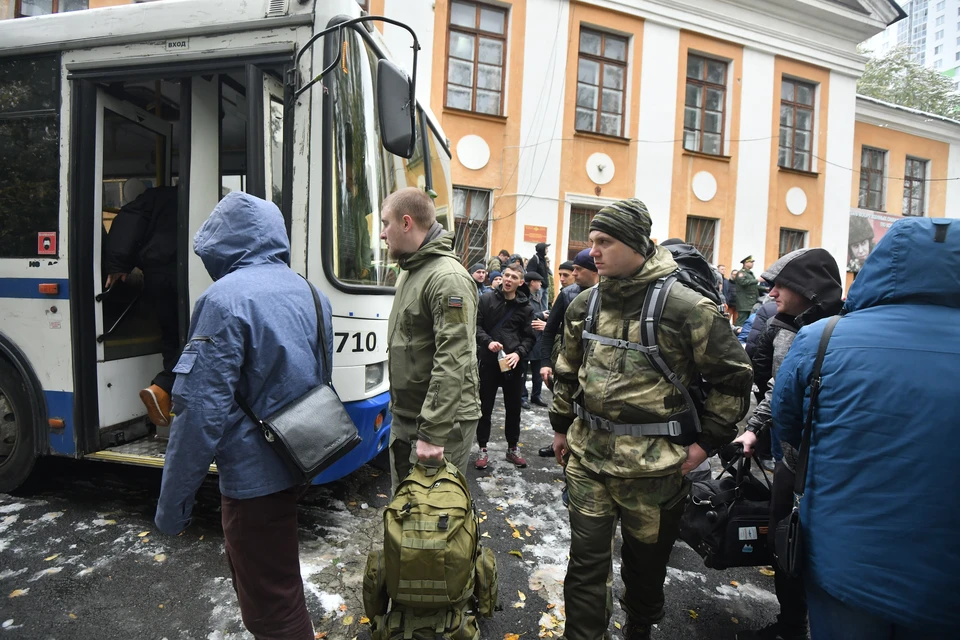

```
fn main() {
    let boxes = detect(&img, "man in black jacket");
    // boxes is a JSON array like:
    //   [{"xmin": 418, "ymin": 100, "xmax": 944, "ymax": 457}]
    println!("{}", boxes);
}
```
[
  {"xmin": 527, "ymin": 242, "xmax": 554, "ymax": 301},
  {"xmin": 103, "ymin": 184, "xmax": 180, "ymax": 428},
  {"xmin": 733, "ymin": 248, "xmax": 843, "ymax": 640},
  {"xmin": 475, "ymin": 262, "xmax": 536, "ymax": 470}
]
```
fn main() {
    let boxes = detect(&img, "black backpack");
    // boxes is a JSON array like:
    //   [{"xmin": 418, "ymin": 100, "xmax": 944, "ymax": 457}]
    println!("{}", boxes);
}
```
[{"xmin": 581, "ymin": 243, "xmax": 720, "ymax": 445}]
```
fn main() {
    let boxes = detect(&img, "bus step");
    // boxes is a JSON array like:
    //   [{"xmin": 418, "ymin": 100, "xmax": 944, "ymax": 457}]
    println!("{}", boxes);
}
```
[{"xmin": 86, "ymin": 436, "xmax": 218, "ymax": 474}]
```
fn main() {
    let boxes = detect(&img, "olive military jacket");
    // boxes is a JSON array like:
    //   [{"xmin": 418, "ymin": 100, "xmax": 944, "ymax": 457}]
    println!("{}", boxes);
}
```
[
  {"xmin": 388, "ymin": 234, "xmax": 481, "ymax": 446},
  {"xmin": 733, "ymin": 268, "xmax": 760, "ymax": 312},
  {"xmin": 549, "ymin": 246, "xmax": 753, "ymax": 477}
]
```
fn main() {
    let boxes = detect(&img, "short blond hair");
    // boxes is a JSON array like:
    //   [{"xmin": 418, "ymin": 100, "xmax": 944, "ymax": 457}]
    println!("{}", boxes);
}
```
[{"xmin": 382, "ymin": 187, "xmax": 435, "ymax": 230}]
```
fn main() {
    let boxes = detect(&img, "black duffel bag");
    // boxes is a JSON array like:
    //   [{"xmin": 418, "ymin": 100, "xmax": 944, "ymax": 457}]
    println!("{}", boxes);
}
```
[{"xmin": 679, "ymin": 447, "xmax": 773, "ymax": 570}]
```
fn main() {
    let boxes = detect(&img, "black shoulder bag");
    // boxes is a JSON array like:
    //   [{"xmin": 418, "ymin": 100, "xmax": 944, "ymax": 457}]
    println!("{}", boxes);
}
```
[
  {"xmin": 773, "ymin": 315, "xmax": 840, "ymax": 578},
  {"xmin": 235, "ymin": 280, "xmax": 361, "ymax": 482}
]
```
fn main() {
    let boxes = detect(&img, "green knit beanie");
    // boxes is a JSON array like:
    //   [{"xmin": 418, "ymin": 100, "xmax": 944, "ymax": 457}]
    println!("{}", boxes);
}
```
[{"xmin": 589, "ymin": 198, "xmax": 655, "ymax": 257}]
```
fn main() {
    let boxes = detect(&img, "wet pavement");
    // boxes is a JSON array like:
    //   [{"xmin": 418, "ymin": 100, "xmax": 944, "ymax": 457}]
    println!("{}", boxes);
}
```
[{"xmin": 0, "ymin": 392, "xmax": 779, "ymax": 639}]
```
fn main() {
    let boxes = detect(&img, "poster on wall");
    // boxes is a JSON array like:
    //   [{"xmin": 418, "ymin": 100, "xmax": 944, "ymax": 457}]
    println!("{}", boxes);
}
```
[{"xmin": 847, "ymin": 208, "xmax": 903, "ymax": 273}]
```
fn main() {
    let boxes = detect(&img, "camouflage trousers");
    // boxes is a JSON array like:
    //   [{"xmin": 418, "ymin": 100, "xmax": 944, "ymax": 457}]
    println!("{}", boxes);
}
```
[
  {"xmin": 562, "ymin": 454, "xmax": 688, "ymax": 640},
  {"xmin": 389, "ymin": 414, "xmax": 478, "ymax": 496}
]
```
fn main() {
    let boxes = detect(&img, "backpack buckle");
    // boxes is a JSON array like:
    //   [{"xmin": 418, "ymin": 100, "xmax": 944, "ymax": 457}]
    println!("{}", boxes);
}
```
[
  {"xmin": 666, "ymin": 421, "xmax": 682, "ymax": 437},
  {"xmin": 438, "ymin": 514, "xmax": 449, "ymax": 530}
]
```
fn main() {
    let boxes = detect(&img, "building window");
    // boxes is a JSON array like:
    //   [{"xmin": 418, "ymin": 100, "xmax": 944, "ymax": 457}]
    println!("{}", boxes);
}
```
[
  {"xmin": 779, "ymin": 78, "xmax": 815, "ymax": 172},
  {"xmin": 935, "ymin": 45, "xmax": 943, "ymax": 54},
  {"xmin": 15, "ymin": 0, "xmax": 87, "ymax": 16},
  {"xmin": 452, "ymin": 187, "xmax": 491, "ymax": 266},
  {"xmin": 936, "ymin": 15, "xmax": 945, "ymax": 26},
  {"xmin": 445, "ymin": 0, "xmax": 507, "ymax": 116},
  {"xmin": 778, "ymin": 228, "xmax": 807, "ymax": 258},
  {"xmin": 567, "ymin": 206, "xmax": 600, "ymax": 260},
  {"xmin": 937, "ymin": 0, "xmax": 945, "ymax": 10},
  {"xmin": 683, "ymin": 54, "xmax": 727, "ymax": 156},
  {"xmin": 936, "ymin": 30, "xmax": 944, "ymax": 40},
  {"xmin": 575, "ymin": 28, "xmax": 628, "ymax": 137},
  {"xmin": 935, "ymin": 59, "xmax": 943, "ymax": 68},
  {"xmin": 685, "ymin": 216, "xmax": 718, "ymax": 263},
  {"xmin": 858, "ymin": 147, "xmax": 886, "ymax": 211},
  {"xmin": 903, "ymin": 157, "xmax": 928, "ymax": 217}
]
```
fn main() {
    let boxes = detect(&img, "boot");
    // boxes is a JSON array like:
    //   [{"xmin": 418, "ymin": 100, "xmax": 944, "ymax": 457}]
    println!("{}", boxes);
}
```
[
  {"xmin": 139, "ymin": 384, "xmax": 172, "ymax": 427},
  {"xmin": 622, "ymin": 618, "xmax": 651, "ymax": 640}
]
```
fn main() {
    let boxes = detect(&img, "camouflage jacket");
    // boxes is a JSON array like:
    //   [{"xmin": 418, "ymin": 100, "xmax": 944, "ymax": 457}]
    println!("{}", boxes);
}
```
[
  {"xmin": 388, "ymin": 234, "xmax": 481, "ymax": 446},
  {"xmin": 549, "ymin": 246, "xmax": 753, "ymax": 477}
]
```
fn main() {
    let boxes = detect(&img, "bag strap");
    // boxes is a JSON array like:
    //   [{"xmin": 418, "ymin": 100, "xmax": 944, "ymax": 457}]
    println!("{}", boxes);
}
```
[
  {"xmin": 793, "ymin": 315, "xmax": 840, "ymax": 496},
  {"xmin": 489, "ymin": 301, "xmax": 519, "ymax": 336}
]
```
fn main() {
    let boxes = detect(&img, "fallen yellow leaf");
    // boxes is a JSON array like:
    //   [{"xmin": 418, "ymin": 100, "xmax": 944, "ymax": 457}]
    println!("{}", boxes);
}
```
[
  {"xmin": 102, "ymin": 519, "xmax": 117, "ymax": 525},
  {"xmin": 9, "ymin": 589, "xmax": 27, "ymax": 598},
  {"xmin": 527, "ymin": 525, "xmax": 536, "ymax": 531},
  {"xmin": 348, "ymin": 501, "xmax": 357, "ymax": 507},
  {"xmin": 154, "ymin": 554, "xmax": 167, "ymax": 562},
  {"xmin": 512, "ymin": 529, "xmax": 521, "ymax": 539},
  {"xmin": 614, "ymin": 622, "xmax": 621, "ymax": 629},
  {"xmin": 505, "ymin": 634, "xmax": 521, "ymax": 640},
  {"xmin": 138, "ymin": 531, "xmax": 150, "ymax": 537},
  {"xmin": 525, "ymin": 531, "xmax": 532, "ymax": 538},
  {"xmin": 377, "ymin": 493, "xmax": 387, "ymax": 498},
  {"xmin": 199, "ymin": 536, "xmax": 204, "ymax": 541},
  {"xmin": 68, "ymin": 613, "xmax": 77, "ymax": 619},
  {"xmin": 359, "ymin": 616, "xmax": 370, "ymax": 624},
  {"xmin": 518, "ymin": 591, "xmax": 526, "ymax": 601},
  {"xmin": 343, "ymin": 615, "xmax": 354, "ymax": 625},
  {"xmin": 688, "ymin": 610, "xmax": 698, "ymax": 619},
  {"xmin": 44, "ymin": 554, "xmax": 59, "ymax": 561},
  {"xmin": 158, "ymin": 604, "xmax": 164, "ymax": 609},
  {"xmin": 730, "ymin": 580, "xmax": 739, "ymax": 587},
  {"xmin": 339, "ymin": 604, "xmax": 348, "ymax": 612},
  {"xmin": 496, "ymin": 506, "xmax": 504, "ymax": 511},
  {"xmin": 481, "ymin": 532, "xmax": 491, "ymax": 538},
  {"xmin": 513, "ymin": 601, "xmax": 525, "ymax": 609},
  {"xmin": 731, "ymin": 617, "xmax": 739, "ymax": 624},
  {"xmin": 546, "ymin": 603, "xmax": 555, "ymax": 610},
  {"xmin": 509, "ymin": 550, "xmax": 523, "ymax": 558},
  {"xmin": 759, "ymin": 568, "xmax": 776, "ymax": 577},
  {"xmin": 315, "ymin": 633, "xmax": 328, "ymax": 639},
  {"xmin": 141, "ymin": 538, "xmax": 150, "ymax": 543}
]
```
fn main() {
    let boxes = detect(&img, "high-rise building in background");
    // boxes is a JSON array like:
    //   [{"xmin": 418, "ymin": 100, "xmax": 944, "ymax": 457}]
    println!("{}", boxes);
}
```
[{"xmin": 864, "ymin": 1, "xmax": 960, "ymax": 84}]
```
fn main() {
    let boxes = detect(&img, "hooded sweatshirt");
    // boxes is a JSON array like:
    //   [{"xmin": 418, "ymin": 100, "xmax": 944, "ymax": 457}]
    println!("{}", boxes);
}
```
[
  {"xmin": 155, "ymin": 192, "xmax": 334, "ymax": 534},
  {"xmin": 772, "ymin": 217, "xmax": 959, "ymax": 632},
  {"xmin": 744, "ymin": 248, "xmax": 842, "ymax": 470}
]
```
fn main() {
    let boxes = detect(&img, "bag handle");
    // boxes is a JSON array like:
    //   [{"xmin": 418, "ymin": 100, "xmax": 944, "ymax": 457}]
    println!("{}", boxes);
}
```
[{"xmin": 793, "ymin": 315, "xmax": 840, "ymax": 497}]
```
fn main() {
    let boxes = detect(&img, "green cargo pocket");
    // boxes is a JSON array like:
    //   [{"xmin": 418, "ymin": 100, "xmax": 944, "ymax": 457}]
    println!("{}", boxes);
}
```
[
  {"xmin": 363, "ymin": 550, "xmax": 389, "ymax": 622},
  {"xmin": 473, "ymin": 546, "xmax": 499, "ymax": 618}
]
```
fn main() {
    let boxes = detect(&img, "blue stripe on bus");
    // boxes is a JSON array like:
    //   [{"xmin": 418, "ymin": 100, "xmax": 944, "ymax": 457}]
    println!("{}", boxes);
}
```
[
  {"xmin": 45, "ymin": 390, "xmax": 76, "ymax": 456},
  {"xmin": 0, "ymin": 278, "xmax": 70, "ymax": 300}
]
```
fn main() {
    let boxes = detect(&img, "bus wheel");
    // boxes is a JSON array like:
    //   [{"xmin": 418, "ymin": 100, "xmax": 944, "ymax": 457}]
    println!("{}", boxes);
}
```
[{"xmin": 0, "ymin": 360, "xmax": 37, "ymax": 494}]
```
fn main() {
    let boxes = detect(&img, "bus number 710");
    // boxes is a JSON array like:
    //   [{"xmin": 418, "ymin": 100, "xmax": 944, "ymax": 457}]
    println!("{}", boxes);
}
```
[{"xmin": 335, "ymin": 332, "xmax": 377, "ymax": 353}]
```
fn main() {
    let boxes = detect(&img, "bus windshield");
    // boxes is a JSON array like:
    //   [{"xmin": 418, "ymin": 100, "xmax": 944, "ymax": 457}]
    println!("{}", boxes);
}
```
[{"xmin": 328, "ymin": 26, "xmax": 453, "ymax": 289}]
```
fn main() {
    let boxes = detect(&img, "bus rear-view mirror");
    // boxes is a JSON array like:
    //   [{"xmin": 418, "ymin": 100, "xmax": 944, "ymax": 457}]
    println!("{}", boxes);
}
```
[{"xmin": 377, "ymin": 59, "xmax": 415, "ymax": 159}]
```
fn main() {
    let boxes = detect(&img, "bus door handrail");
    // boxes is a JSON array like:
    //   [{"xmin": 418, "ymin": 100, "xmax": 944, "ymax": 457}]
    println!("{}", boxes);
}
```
[{"xmin": 96, "ymin": 288, "xmax": 142, "ymax": 344}]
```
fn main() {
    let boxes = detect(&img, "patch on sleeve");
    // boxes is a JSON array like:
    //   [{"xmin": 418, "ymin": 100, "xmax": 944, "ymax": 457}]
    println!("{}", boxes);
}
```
[
  {"xmin": 448, "ymin": 296, "xmax": 463, "ymax": 308},
  {"xmin": 172, "ymin": 351, "xmax": 198, "ymax": 375}
]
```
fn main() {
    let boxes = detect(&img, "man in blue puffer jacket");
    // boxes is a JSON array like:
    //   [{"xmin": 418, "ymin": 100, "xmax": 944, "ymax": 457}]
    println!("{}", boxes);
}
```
[
  {"xmin": 772, "ymin": 217, "xmax": 959, "ymax": 639},
  {"xmin": 155, "ymin": 192, "xmax": 332, "ymax": 640}
]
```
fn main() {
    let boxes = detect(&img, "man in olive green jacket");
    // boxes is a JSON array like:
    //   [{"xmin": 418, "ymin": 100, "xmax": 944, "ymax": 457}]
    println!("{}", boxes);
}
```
[
  {"xmin": 733, "ymin": 256, "xmax": 760, "ymax": 327},
  {"xmin": 381, "ymin": 188, "xmax": 481, "ymax": 494},
  {"xmin": 550, "ymin": 198, "xmax": 753, "ymax": 640}
]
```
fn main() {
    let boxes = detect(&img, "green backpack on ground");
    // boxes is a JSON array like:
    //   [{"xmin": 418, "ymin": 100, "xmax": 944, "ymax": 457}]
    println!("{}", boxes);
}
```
[{"xmin": 363, "ymin": 461, "xmax": 498, "ymax": 639}]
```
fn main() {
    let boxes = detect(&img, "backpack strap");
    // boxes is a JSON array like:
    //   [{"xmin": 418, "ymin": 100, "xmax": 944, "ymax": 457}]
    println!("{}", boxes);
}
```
[
  {"xmin": 582, "ymin": 285, "xmax": 600, "ymax": 336},
  {"xmin": 640, "ymin": 275, "xmax": 702, "ymax": 434}
]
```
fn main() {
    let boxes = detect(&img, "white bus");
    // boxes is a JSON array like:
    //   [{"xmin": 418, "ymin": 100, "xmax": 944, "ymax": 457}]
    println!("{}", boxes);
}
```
[{"xmin": 0, "ymin": 0, "xmax": 453, "ymax": 492}]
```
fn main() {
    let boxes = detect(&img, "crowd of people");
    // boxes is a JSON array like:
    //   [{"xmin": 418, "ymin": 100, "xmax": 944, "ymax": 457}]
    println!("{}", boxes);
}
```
[{"xmin": 148, "ymin": 186, "xmax": 956, "ymax": 640}]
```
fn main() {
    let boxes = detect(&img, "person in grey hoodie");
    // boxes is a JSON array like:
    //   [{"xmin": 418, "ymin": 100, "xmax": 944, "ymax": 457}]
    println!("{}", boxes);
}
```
[
  {"xmin": 156, "ymin": 192, "xmax": 332, "ymax": 639},
  {"xmin": 733, "ymin": 248, "xmax": 843, "ymax": 640}
]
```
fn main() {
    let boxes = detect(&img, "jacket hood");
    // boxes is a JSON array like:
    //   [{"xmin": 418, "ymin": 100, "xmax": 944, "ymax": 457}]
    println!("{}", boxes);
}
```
[
  {"xmin": 761, "ymin": 248, "xmax": 842, "ymax": 313},
  {"xmin": 844, "ymin": 217, "xmax": 960, "ymax": 313},
  {"xmin": 194, "ymin": 192, "xmax": 290, "ymax": 280},
  {"xmin": 398, "ymin": 227, "xmax": 456, "ymax": 271}
]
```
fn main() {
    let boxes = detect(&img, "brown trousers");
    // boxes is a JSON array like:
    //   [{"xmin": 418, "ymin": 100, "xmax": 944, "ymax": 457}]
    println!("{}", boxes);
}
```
[{"xmin": 221, "ymin": 485, "xmax": 314, "ymax": 640}]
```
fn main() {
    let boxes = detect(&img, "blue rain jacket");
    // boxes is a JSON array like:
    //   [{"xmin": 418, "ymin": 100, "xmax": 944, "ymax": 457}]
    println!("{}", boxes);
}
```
[
  {"xmin": 772, "ymin": 217, "xmax": 960, "ymax": 632},
  {"xmin": 155, "ymin": 192, "xmax": 333, "ymax": 534}
]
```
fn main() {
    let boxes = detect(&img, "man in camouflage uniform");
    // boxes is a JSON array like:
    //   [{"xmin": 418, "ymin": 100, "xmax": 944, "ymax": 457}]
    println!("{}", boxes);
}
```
[
  {"xmin": 550, "ymin": 198, "xmax": 753, "ymax": 640},
  {"xmin": 733, "ymin": 256, "xmax": 760, "ymax": 327},
  {"xmin": 381, "ymin": 188, "xmax": 481, "ymax": 493}
]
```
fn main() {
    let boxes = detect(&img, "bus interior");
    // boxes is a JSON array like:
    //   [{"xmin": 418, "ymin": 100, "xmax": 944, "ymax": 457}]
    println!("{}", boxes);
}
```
[{"xmin": 78, "ymin": 62, "xmax": 288, "ymax": 466}]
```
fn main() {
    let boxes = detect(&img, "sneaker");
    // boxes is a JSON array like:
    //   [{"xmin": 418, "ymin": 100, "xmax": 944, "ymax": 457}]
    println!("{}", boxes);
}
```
[
  {"xmin": 622, "ymin": 619, "xmax": 651, "ymax": 640},
  {"xmin": 505, "ymin": 448, "xmax": 527, "ymax": 468},
  {"xmin": 736, "ymin": 622, "xmax": 808, "ymax": 640},
  {"xmin": 538, "ymin": 445, "xmax": 555, "ymax": 458},
  {"xmin": 531, "ymin": 397, "xmax": 549, "ymax": 407},
  {"xmin": 520, "ymin": 400, "xmax": 532, "ymax": 410},
  {"xmin": 139, "ymin": 384, "xmax": 172, "ymax": 427},
  {"xmin": 475, "ymin": 448, "xmax": 489, "ymax": 470}
]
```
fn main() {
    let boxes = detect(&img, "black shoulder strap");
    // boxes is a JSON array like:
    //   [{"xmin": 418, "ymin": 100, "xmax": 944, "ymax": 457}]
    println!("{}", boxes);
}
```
[
  {"xmin": 490, "ymin": 303, "xmax": 518, "ymax": 336},
  {"xmin": 305, "ymin": 276, "xmax": 331, "ymax": 386},
  {"xmin": 793, "ymin": 315, "xmax": 840, "ymax": 496},
  {"xmin": 583, "ymin": 285, "xmax": 600, "ymax": 334}
]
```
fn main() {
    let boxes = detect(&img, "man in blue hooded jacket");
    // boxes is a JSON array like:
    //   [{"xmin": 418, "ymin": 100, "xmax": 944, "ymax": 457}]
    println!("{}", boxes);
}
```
[
  {"xmin": 155, "ymin": 192, "xmax": 333, "ymax": 640},
  {"xmin": 772, "ymin": 217, "xmax": 958, "ymax": 639}
]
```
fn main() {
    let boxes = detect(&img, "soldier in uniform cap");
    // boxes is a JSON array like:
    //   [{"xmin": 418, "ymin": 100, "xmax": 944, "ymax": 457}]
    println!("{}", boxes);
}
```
[
  {"xmin": 733, "ymin": 255, "xmax": 760, "ymax": 327},
  {"xmin": 550, "ymin": 198, "xmax": 753, "ymax": 640}
]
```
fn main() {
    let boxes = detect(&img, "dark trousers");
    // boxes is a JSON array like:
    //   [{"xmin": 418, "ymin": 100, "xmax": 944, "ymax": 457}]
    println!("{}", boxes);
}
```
[
  {"xmin": 770, "ymin": 461, "xmax": 808, "ymax": 634},
  {"xmin": 477, "ymin": 360, "xmax": 524, "ymax": 448},
  {"xmin": 145, "ymin": 270, "xmax": 180, "ymax": 394},
  {"xmin": 520, "ymin": 357, "xmax": 543, "ymax": 402},
  {"xmin": 221, "ymin": 485, "xmax": 314, "ymax": 640}
]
